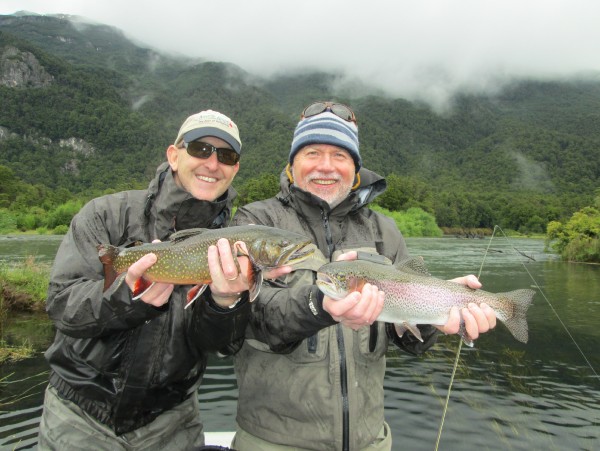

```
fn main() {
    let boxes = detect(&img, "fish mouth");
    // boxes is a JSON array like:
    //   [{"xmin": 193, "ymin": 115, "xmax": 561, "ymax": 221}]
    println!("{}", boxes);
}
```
[
  {"xmin": 316, "ymin": 272, "xmax": 344, "ymax": 300},
  {"xmin": 276, "ymin": 241, "xmax": 316, "ymax": 267}
]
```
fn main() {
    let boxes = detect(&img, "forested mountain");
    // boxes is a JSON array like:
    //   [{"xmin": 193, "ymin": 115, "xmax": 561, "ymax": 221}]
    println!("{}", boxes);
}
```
[{"xmin": 1, "ymin": 12, "xmax": 599, "ymax": 233}]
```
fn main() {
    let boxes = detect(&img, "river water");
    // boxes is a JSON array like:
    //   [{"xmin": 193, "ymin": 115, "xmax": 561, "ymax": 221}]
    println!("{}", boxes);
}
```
[{"xmin": 0, "ymin": 235, "xmax": 599, "ymax": 450}]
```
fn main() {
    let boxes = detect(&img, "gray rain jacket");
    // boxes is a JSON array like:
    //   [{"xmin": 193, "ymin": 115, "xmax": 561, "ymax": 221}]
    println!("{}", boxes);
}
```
[
  {"xmin": 44, "ymin": 163, "xmax": 250, "ymax": 435},
  {"xmin": 231, "ymin": 168, "xmax": 438, "ymax": 451}
]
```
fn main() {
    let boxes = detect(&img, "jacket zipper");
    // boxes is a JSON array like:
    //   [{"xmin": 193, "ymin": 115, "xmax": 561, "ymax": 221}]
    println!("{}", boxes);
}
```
[
  {"xmin": 337, "ymin": 324, "xmax": 350, "ymax": 451},
  {"xmin": 321, "ymin": 209, "xmax": 350, "ymax": 451}
]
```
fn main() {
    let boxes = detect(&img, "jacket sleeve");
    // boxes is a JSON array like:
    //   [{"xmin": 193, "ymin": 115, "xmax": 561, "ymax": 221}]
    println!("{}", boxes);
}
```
[
  {"xmin": 189, "ymin": 288, "xmax": 252, "ymax": 353},
  {"xmin": 245, "ymin": 282, "xmax": 336, "ymax": 353},
  {"xmin": 46, "ymin": 199, "xmax": 165, "ymax": 338},
  {"xmin": 232, "ymin": 207, "xmax": 336, "ymax": 352}
]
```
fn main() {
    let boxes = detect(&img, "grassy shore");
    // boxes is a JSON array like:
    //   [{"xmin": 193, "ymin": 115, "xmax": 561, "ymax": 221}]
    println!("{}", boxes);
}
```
[{"xmin": 0, "ymin": 257, "xmax": 50, "ymax": 363}]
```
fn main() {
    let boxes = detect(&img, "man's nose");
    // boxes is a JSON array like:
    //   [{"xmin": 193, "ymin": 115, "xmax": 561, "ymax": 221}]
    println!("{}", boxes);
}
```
[
  {"xmin": 316, "ymin": 154, "xmax": 335, "ymax": 170},
  {"xmin": 202, "ymin": 152, "xmax": 220, "ymax": 169}
]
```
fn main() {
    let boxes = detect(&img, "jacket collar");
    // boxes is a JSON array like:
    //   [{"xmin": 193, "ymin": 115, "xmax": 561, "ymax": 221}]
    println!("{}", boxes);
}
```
[
  {"xmin": 276, "ymin": 166, "xmax": 387, "ymax": 218},
  {"xmin": 145, "ymin": 162, "xmax": 236, "ymax": 240}
]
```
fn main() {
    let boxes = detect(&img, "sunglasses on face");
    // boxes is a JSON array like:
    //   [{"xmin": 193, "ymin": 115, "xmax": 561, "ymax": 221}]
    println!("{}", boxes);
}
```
[
  {"xmin": 301, "ymin": 101, "xmax": 357, "ymax": 124},
  {"xmin": 182, "ymin": 140, "xmax": 240, "ymax": 166}
]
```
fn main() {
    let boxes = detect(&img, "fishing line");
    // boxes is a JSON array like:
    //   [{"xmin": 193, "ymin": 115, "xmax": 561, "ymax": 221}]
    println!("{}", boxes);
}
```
[
  {"xmin": 434, "ymin": 227, "xmax": 494, "ymax": 451},
  {"xmin": 435, "ymin": 225, "xmax": 599, "ymax": 450},
  {"xmin": 492, "ymin": 225, "xmax": 598, "ymax": 379}
]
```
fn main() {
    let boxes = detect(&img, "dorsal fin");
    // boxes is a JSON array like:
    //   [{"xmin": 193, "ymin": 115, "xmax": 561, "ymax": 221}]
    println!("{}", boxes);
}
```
[
  {"xmin": 395, "ymin": 256, "xmax": 431, "ymax": 276},
  {"xmin": 169, "ymin": 228, "xmax": 209, "ymax": 243}
]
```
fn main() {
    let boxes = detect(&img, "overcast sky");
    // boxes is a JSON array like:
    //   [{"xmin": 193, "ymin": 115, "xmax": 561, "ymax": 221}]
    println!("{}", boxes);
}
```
[{"xmin": 2, "ymin": 0, "xmax": 599, "ymax": 109}]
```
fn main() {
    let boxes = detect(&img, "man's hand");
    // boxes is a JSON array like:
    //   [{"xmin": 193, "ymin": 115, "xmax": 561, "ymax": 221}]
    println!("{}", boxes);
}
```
[
  {"xmin": 207, "ymin": 239, "xmax": 252, "ymax": 308},
  {"xmin": 436, "ymin": 275, "xmax": 497, "ymax": 340},
  {"xmin": 125, "ymin": 252, "xmax": 174, "ymax": 307},
  {"xmin": 322, "ymin": 250, "xmax": 385, "ymax": 330},
  {"xmin": 323, "ymin": 284, "xmax": 384, "ymax": 330}
]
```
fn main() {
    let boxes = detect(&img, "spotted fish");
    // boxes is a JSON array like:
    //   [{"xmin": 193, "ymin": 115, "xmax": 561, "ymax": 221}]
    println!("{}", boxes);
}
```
[
  {"xmin": 98, "ymin": 225, "xmax": 314, "ymax": 308},
  {"xmin": 316, "ymin": 257, "xmax": 535, "ymax": 346}
]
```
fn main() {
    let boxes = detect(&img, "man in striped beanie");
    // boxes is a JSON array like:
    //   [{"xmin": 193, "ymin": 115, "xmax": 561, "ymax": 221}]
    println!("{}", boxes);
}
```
[
  {"xmin": 290, "ymin": 109, "xmax": 361, "ymax": 171},
  {"xmin": 286, "ymin": 102, "xmax": 361, "ymax": 208},
  {"xmin": 231, "ymin": 100, "xmax": 496, "ymax": 450}
]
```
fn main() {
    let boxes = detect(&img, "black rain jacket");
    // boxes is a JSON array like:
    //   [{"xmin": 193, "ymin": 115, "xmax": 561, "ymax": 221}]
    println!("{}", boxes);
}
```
[{"xmin": 44, "ymin": 163, "xmax": 250, "ymax": 435}]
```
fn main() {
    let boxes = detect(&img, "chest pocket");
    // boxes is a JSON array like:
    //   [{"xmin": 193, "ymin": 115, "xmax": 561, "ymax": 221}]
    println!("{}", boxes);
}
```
[{"xmin": 355, "ymin": 322, "xmax": 388, "ymax": 361}]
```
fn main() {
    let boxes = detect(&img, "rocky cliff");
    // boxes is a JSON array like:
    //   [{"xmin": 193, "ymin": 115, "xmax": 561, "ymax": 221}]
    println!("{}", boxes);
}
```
[{"xmin": 0, "ymin": 45, "xmax": 54, "ymax": 88}]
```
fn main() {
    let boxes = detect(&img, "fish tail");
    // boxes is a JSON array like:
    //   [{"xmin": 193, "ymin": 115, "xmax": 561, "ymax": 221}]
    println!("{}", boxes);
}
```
[
  {"xmin": 97, "ymin": 244, "xmax": 120, "ymax": 265},
  {"xmin": 97, "ymin": 244, "xmax": 120, "ymax": 292},
  {"xmin": 494, "ymin": 288, "xmax": 536, "ymax": 343}
]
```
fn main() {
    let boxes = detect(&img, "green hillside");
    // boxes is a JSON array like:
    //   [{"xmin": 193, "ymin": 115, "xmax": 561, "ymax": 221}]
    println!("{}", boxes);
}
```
[{"xmin": 1, "ymin": 13, "xmax": 598, "ymax": 234}]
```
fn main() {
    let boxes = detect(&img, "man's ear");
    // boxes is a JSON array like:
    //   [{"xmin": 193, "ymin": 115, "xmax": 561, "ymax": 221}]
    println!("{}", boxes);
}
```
[{"xmin": 166, "ymin": 145, "xmax": 179, "ymax": 171}]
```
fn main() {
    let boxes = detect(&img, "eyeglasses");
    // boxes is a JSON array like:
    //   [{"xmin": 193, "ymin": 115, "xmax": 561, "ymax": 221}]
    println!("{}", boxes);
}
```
[
  {"xmin": 301, "ymin": 101, "xmax": 357, "ymax": 124},
  {"xmin": 182, "ymin": 140, "xmax": 240, "ymax": 166}
]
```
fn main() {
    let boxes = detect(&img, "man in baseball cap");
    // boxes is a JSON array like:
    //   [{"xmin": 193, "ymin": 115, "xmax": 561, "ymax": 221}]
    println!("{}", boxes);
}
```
[
  {"xmin": 169, "ymin": 109, "xmax": 242, "ymax": 202},
  {"xmin": 38, "ymin": 108, "xmax": 250, "ymax": 450}
]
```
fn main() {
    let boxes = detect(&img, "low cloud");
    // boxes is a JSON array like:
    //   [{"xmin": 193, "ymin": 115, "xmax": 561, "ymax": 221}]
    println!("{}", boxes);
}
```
[{"xmin": 3, "ymin": 0, "xmax": 600, "ymax": 109}]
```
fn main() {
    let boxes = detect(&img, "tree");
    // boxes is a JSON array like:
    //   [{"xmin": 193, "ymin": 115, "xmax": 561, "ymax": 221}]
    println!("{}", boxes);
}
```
[
  {"xmin": 236, "ymin": 173, "xmax": 280, "ymax": 207},
  {"xmin": 546, "ymin": 206, "xmax": 600, "ymax": 262},
  {"xmin": 376, "ymin": 174, "xmax": 434, "ymax": 213}
]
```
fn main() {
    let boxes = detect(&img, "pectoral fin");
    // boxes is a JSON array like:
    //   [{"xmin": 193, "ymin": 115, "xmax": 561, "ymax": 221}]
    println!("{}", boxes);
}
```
[
  {"xmin": 394, "ymin": 322, "xmax": 424, "ymax": 342},
  {"xmin": 132, "ymin": 279, "xmax": 155, "ymax": 300},
  {"xmin": 458, "ymin": 322, "xmax": 475, "ymax": 347},
  {"xmin": 248, "ymin": 267, "xmax": 263, "ymax": 302},
  {"xmin": 184, "ymin": 284, "xmax": 208, "ymax": 309}
]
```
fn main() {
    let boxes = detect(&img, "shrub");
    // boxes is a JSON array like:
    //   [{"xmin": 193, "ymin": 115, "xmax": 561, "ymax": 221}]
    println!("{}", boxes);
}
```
[
  {"xmin": 0, "ymin": 209, "xmax": 17, "ymax": 233},
  {"xmin": 371, "ymin": 205, "xmax": 443, "ymax": 237},
  {"xmin": 546, "ymin": 206, "xmax": 600, "ymax": 262},
  {"xmin": 52, "ymin": 224, "xmax": 69, "ymax": 235}
]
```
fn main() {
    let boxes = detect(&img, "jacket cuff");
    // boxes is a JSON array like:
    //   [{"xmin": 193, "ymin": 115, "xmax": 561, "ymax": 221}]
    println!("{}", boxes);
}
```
[
  {"xmin": 206, "ymin": 288, "xmax": 250, "ymax": 313},
  {"xmin": 309, "ymin": 287, "xmax": 337, "ymax": 325}
]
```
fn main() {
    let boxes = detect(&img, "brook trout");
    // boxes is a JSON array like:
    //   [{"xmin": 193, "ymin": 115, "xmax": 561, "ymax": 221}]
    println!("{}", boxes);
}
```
[
  {"xmin": 98, "ymin": 225, "xmax": 314, "ymax": 308},
  {"xmin": 316, "ymin": 257, "xmax": 535, "ymax": 346}
]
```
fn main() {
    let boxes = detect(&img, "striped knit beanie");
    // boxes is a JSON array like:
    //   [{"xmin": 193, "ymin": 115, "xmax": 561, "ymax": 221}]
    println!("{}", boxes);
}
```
[{"xmin": 289, "ymin": 112, "xmax": 361, "ymax": 172}]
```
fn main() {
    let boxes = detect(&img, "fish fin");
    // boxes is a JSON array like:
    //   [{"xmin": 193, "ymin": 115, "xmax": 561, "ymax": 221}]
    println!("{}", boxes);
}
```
[
  {"xmin": 185, "ymin": 284, "xmax": 208, "ymax": 309},
  {"xmin": 458, "ymin": 322, "xmax": 475, "ymax": 347},
  {"xmin": 495, "ymin": 288, "xmax": 535, "ymax": 343},
  {"xmin": 394, "ymin": 323, "xmax": 407, "ymax": 337},
  {"xmin": 394, "ymin": 256, "xmax": 431, "ymax": 276},
  {"xmin": 355, "ymin": 251, "xmax": 392, "ymax": 265},
  {"xmin": 399, "ymin": 322, "xmax": 424, "ymax": 342},
  {"xmin": 169, "ymin": 228, "xmax": 210, "ymax": 243},
  {"xmin": 236, "ymin": 254, "xmax": 263, "ymax": 302},
  {"xmin": 248, "ymin": 268, "xmax": 263, "ymax": 302},
  {"xmin": 98, "ymin": 244, "xmax": 121, "ymax": 292},
  {"xmin": 132, "ymin": 280, "xmax": 155, "ymax": 300}
]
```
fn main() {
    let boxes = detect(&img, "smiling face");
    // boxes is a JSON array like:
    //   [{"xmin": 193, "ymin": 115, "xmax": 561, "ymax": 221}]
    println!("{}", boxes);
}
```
[
  {"xmin": 167, "ymin": 135, "xmax": 239, "ymax": 201},
  {"xmin": 291, "ymin": 144, "xmax": 356, "ymax": 208}
]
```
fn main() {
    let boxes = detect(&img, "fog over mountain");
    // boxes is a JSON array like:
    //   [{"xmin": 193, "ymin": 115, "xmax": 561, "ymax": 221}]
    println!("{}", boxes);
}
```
[{"xmin": 2, "ymin": 0, "xmax": 600, "ymax": 110}]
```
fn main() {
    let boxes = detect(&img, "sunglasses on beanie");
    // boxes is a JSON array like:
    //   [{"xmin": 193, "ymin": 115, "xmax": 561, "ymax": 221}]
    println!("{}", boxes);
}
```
[
  {"xmin": 183, "ymin": 140, "xmax": 240, "ymax": 166},
  {"xmin": 301, "ymin": 101, "xmax": 357, "ymax": 124}
]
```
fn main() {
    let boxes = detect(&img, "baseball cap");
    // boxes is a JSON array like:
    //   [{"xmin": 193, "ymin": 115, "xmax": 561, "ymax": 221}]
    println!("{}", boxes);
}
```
[{"xmin": 174, "ymin": 110, "xmax": 241, "ymax": 153}]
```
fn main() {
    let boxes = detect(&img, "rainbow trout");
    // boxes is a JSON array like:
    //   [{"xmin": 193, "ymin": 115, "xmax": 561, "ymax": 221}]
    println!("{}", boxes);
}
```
[
  {"xmin": 316, "ymin": 257, "xmax": 535, "ymax": 346},
  {"xmin": 98, "ymin": 225, "xmax": 314, "ymax": 308}
]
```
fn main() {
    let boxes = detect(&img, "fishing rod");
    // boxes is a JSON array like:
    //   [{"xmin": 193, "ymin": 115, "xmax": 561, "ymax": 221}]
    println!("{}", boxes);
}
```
[{"xmin": 433, "ymin": 225, "xmax": 598, "ymax": 451}]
